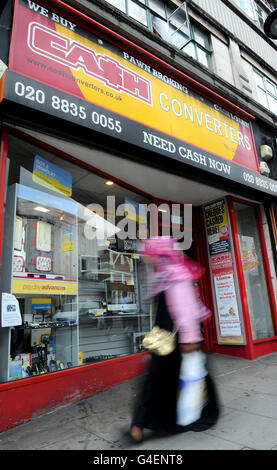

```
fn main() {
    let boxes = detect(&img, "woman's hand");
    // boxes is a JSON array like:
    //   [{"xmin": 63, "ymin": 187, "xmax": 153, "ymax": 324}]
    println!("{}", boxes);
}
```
[{"xmin": 179, "ymin": 343, "xmax": 202, "ymax": 354}]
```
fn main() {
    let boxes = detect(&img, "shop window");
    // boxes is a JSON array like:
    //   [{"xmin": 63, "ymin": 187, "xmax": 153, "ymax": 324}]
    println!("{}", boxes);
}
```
[
  {"xmin": 104, "ymin": 0, "xmax": 212, "ymax": 70},
  {"xmin": 234, "ymin": 202, "xmax": 274, "ymax": 340},
  {"xmin": 253, "ymin": 69, "xmax": 277, "ymax": 116},
  {"xmin": 0, "ymin": 135, "xmax": 153, "ymax": 382}
]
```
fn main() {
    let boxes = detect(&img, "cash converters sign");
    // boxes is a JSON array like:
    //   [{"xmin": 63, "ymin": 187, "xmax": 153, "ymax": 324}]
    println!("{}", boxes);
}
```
[{"xmin": 9, "ymin": 0, "xmax": 277, "ymax": 194}]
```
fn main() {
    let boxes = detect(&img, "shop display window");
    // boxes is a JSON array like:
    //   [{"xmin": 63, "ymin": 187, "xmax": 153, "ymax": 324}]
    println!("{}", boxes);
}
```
[{"xmin": 0, "ymin": 134, "xmax": 152, "ymax": 383}]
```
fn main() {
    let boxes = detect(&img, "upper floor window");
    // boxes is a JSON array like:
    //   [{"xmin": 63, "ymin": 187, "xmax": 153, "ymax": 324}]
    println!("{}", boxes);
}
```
[
  {"xmin": 235, "ymin": 0, "xmax": 256, "ymax": 19},
  {"xmin": 106, "ymin": 0, "xmax": 165, "ymax": 28},
  {"xmin": 253, "ymin": 69, "xmax": 277, "ymax": 115},
  {"xmin": 254, "ymin": 2, "xmax": 268, "ymax": 28},
  {"xmin": 180, "ymin": 23, "xmax": 212, "ymax": 69},
  {"xmin": 233, "ymin": 0, "xmax": 271, "ymax": 29},
  {"xmin": 104, "ymin": 0, "xmax": 212, "ymax": 70}
]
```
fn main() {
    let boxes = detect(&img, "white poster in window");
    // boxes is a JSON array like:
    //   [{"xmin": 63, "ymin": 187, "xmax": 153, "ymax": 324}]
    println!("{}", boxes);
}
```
[
  {"xmin": 14, "ymin": 216, "xmax": 24, "ymax": 251},
  {"xmin": 214, "ymin": 273, "xmax": 242, "ymax": 337},
  {"xmin": 35, "ymin": 221, "xmax": 52, "ymax": 252},
  {"xmin": 1, "ymin": 293, "xmax": 22, "ymax": 327}
]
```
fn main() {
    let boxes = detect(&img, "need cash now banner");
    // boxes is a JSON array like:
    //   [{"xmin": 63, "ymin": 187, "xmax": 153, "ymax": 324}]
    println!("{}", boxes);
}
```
[{"xmin": 7, "ymin": 0, "xmax": 276, "ymax": 193}]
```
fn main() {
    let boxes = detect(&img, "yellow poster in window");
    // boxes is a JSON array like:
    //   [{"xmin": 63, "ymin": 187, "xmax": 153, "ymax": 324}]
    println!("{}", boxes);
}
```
[{"xmin": 13, "ymin": 278, "xmax": 77, "ymax": 295}]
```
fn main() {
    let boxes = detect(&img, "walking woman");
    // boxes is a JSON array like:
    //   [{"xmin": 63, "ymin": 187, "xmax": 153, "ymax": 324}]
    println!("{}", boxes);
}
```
[{"xmin": 130, "ymin": 236, "xmax": 219, "ymax": 443}]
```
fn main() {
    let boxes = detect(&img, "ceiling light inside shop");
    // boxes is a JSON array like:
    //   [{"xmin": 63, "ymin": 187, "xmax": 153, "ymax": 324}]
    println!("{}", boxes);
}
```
[
  {"xmin": 105, "ymin": 180, "xmax": 114, "ymax": 185},
  {"xmin": 34, "ymin": 206, "xmax": 50, "ymax": 213}
]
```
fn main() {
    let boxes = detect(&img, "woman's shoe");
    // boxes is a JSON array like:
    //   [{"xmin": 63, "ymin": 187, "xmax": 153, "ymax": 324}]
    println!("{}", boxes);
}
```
[{"xmin": 130, "ymin": 425, "xmax": 143, "ymax": 443}]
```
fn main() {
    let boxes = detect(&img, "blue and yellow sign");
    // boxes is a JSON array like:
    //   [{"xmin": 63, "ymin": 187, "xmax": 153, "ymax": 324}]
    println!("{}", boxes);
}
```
[{"xmin": 33, "ymin": 155, "xmax": 72, "ymax": 197}]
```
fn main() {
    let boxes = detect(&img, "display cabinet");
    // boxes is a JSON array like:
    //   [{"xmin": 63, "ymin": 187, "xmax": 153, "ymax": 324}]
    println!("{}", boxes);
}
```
[{"xmin": 77, "ymin": 206, "xmax": 151, "ymax": 364}]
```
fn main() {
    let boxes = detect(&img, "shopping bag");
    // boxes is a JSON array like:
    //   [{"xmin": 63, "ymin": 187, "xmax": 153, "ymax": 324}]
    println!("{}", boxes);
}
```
[
  {"xmin": 143, "ymin": 326, "xmax": 177, "ymax": 356},
  {"xmin": 176, "ymin": 350, "xmax": 208, "ymax": 426}
]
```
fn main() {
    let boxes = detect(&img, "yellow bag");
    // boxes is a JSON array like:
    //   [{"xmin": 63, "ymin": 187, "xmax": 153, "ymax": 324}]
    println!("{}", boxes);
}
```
[{"xmin": 143, "ymin": 326, "xmax": 176, "ymax": 356}]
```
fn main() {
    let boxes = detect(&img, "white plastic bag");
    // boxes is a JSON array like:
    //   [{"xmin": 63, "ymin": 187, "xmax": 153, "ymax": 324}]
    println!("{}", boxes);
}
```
[{"xmin": 176, "ymin": 350, "xmax": 208, "ymax": 426}]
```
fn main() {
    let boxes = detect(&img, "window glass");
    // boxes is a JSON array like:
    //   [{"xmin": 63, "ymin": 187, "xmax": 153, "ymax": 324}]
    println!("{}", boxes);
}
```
[
  {"xmin": 254, "ymin": 69, "xmax": 277, "ymax": 114},
  {"xmin": 196, "ymin": 46, "xmax": 209, "ymax": 68},
  {"xmin": 194, "ymin": 28, "xmax": 207, "ymax": 48},
  {"xmin": 268, "ymin": 94, "xmax": 277, "ymax": 115},
  {"xmin": 254, "ymin": 71, "xmax": 265, "ymax": 89},
  {"xmin": 238, "ymin": 0, "xmax": 256, "ymax": 18},
  {"xmin": 149, "ymin": 0, "xmax": 166, "ymax": 18},
  {"xmin": 234, "ymin": 202, "xmax": 274, "ymax": 340},
  {"xmin": 152, "ymin": 16, "xmax": 171, "ymax": 40},
  {"xmin": 167, "ymin": 5, "xmax": 190, "ymax": 38},
  {"xmin": 183, "ymin": 40, "xmax": 196, "ymax": 59},
  {"xmin": 0, "ymin": 135, "xmax": 152, "ymax": 382},
  {"xmin": 128, "ymin": 0, "xmax": 148, "ymax": 25},
  {"xmin": 169, "ymin": 26, "xmax": 191, "ymax": 49},
  {"xmin": 257, "ymin": 87, "xmax": 269, "ymax": 108},
  {"xmin": 255, "ymin": 3, "xmax": 268, "ymax": 28},
  {"xmin": 266, "ymin": 80, "xmax": 276, "ymax": 95},
  {"xmin": 104, "ymin": 0, "xmax": 212, "ymax": 70}
]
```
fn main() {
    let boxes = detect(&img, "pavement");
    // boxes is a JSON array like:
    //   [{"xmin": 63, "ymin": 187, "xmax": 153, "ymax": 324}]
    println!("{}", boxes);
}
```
[{"xmin": 1, "ymin": 352, "xmax": 277, "ymax": 451}]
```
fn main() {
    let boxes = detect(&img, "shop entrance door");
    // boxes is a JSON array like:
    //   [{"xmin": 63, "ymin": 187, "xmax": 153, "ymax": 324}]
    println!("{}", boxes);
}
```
[
  {"xmin": 156, "ymin": 200, "xmax": 213, "ymax": 353},
  {"xmin": 230, "ymin": 200, "xmax": 277, "ymax": 355}
]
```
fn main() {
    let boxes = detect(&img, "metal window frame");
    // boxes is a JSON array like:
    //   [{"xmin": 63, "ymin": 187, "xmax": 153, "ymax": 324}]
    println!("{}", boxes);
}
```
[
  {"xmin": 181, "ymin": 21, "xmax": 213, "ymax": 70},
  {"xmin": 125, "ymin": 0, "xmax": 150, "ymax": 28}
]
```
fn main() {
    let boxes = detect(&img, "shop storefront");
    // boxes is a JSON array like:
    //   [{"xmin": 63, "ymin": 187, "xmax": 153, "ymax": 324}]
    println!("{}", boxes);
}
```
[{"xmin": 1, "ymin": 0, "xmax": 277, "ymax": 431}]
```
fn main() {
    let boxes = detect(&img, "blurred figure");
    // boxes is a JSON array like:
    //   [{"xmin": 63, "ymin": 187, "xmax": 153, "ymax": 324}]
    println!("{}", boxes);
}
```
[{"xmin": 130, "ymin": 236, "xmax": 219, "ymax": 443}]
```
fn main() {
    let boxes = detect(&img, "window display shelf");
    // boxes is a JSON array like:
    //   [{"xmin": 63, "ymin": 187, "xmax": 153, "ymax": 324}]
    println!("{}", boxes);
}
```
[
  {"xmin": 18, "ymin": 323, "xmax": 78, "ymax": 329},
  {"xmin": 80, "ymin": 313, "xmax": 150, "ymax": 321}
]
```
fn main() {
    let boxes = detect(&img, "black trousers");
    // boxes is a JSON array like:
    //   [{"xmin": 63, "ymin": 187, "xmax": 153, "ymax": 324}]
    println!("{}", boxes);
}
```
[{"xmin": 132, "ymin": 350, "xmax": 220, "ymax": 432}]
